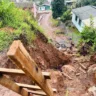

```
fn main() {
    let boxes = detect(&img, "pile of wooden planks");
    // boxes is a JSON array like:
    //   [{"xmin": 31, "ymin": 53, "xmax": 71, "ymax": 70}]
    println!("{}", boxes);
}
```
[{"xmin": 0, "ymin": 40, "xmax": 56, "ymax": 96}]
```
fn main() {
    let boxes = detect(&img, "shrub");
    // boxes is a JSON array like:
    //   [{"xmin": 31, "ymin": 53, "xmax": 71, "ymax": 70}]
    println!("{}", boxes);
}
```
[
  {"xmin": 80, "ymin": 26, "xmax": 96, "ymax": 53},
  {"xmin": 61, "ymin": 10, "xmax": 72, "ymax": 22},
  {"xmin": 0, "ymin": 1, "xmax": 24, "ymax": 28}
]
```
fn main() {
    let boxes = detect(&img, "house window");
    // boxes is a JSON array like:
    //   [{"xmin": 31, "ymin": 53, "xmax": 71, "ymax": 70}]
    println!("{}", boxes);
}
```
[
  {"xmin": 75, "ymin": 15, "xmax": 78, "ymax": 21},
  {"xmin": 79, "ymin": 19, "xmax": 82, "ymax": 26}
]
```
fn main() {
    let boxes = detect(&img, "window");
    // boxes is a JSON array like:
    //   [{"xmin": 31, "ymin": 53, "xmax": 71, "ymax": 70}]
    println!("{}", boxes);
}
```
[
  {"xmin": 75, "ymin": 15, "xmax": 78, "ymax": 21},
  {"xmin": 79, "ymin": 19, "xmax": 82, "ymax": 26}
]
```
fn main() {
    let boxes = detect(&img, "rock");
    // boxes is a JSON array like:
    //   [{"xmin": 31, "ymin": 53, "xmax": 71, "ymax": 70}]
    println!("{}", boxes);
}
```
[
  {"xmin": 88, "ymin": 86, "xmax": 96, "ymax": 96},
  {"xmin": 90, "ymin": 53, "xmax": 96, "ymax": 62},
  {"xmin": 87, "ymin": 64, "xmax": 96, "ymax": 75},
  {"xmin": 62, "ymin": 65, "xmax": 76, "ymax": 73}
]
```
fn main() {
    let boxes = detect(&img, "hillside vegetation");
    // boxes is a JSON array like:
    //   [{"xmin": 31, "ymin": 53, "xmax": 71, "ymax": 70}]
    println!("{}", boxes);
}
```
[{"xmin": 0, "ymin": 0, "xmax": 43, "ymax": 51}]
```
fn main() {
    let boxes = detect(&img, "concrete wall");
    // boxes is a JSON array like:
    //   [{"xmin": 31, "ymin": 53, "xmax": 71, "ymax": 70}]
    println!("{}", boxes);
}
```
[{"xmin": 72, "ymin": 13, "xmax": 85, "ymax": 32}]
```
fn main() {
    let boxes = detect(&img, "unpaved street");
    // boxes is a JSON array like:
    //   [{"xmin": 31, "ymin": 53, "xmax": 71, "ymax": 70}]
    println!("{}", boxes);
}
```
[{"xmin": 39, "ymin": 12, "xmax": 71, "ymax": 48}]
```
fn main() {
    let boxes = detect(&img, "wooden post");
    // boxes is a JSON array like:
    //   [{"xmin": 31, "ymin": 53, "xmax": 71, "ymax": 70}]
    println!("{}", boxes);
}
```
[
  {"xmin": 0, "ymin": 75, "xmax": 29, "ymax": 96},
  {"xmin": 7, "ymin": 40, "xmax": 54, "ymax": 96}
]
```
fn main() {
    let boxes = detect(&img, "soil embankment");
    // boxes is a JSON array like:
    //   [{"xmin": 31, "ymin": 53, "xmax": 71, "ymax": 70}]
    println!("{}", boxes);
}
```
[{"xmin": 0, "ymin": 31, "xmax": 70, "ymax": 96}]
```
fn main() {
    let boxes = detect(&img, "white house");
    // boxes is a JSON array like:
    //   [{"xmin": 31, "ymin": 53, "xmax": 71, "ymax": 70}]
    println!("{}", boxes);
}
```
[
  {"xmin": 38, "ymin": 1, "xmax": 51, "ymax": 11},
  {"xmin": 72, "ymin": 6, "xmax": 96, "ymax": 32}
]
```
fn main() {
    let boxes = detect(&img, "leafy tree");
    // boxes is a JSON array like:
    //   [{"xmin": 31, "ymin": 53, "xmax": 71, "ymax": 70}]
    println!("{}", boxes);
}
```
[
  {"xmin": 51, "ymin": 0, "xmax": 64, "ymax": 19},
  {"xmin": 61, "ymin": 10, "xmax": 71, "ymax": 22},
  {"xmin": 76, "ymin": 0, "xmax": 96, "ymax": 7}
]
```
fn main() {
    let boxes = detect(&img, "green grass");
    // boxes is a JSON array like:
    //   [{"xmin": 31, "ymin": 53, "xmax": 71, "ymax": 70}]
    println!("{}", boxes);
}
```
[
  {"xmin": 0, "ymin": 0, "xmax": 44, "ymax": 51},
  {"xmin": 54, "ymin": 29, "xmax": 62, "ymax": 34},
  {"xmin": 0, "ymin": 31, "xmax": 14, "ymax": 51},
  {"xmin": 50, "ymin": 17, "xmax": 60, "ymax": 27}
]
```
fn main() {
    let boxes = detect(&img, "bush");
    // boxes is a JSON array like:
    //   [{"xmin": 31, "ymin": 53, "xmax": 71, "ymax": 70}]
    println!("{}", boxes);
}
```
[
  {"xmin": 80, "ymin": 26, "xmax": 96, "ymax": 53},
  {"xmin": 61, "ymin": 10, "xmax": 72, "ymax": 22},
  {"xmin": 0, "ymin": 1, "xmax": 24, "ymax": 28}
]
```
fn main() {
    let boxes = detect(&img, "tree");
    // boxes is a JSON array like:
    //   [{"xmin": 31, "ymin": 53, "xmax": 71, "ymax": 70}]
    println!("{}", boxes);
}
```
[
  {"xmin": 51, "ymin": 0, "xmax": 64, "ymax": 19},
  {"xmin": 76, "ymin": 0, "xmax": 96, "ymax": 7}
]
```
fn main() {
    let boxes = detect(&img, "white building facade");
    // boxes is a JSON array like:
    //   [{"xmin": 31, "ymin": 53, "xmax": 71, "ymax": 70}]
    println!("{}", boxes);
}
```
[
  {"xmin": 72, "ymin": 6, "xmax": 96, "ymax": 32},
  {"xmin": 72, "ymin": 13, "xmax": 85, "ymax": 32}
]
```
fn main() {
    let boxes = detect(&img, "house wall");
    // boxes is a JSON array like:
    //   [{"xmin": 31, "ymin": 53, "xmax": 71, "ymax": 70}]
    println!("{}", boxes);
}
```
[
  {"xmin": 39, "ymin": 5, "xmax": 50, "ymax": 11},
  {"xmin": 72, "ymin": 13, "xmax": 85, "ymax": 32},
  {"xmin": 82, "ymin": 17, "xmax": 96, "ymax": 28},
  {"xmin": 39, "ymin": 6, "xmax": 46, "ymax": 11}
]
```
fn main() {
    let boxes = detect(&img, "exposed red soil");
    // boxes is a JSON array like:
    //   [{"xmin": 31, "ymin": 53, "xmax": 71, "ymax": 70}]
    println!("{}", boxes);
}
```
[
  {"xmin": 27, "ymin": 32, "xmax": 70, "ymax": 69},
  {"xmin": 0, "ymin": 31, "xmax": 96, "ymax": 96},
  {"xmin": 0, "ymin": 32, "xmax": 70, "ymax": 96}
]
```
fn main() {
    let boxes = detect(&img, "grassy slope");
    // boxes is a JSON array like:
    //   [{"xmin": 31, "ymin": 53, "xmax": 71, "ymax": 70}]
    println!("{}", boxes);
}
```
[{"xmin": 0, "ymin": 1, "xmax": 44, "ymax": 51}]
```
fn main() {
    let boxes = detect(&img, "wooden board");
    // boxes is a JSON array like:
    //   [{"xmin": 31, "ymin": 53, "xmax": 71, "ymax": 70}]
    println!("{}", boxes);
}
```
[
  {"xmin": 0, "ymin": 75, "xmax": 29, "ymax": 96},
  {"xmin": 0, "ymin": 68, "xmax": 50, "ymax": 79},
  {"xmin": 28, "ymin": 90, "xmax": 46, "ymax": 96},
  {"xmin": 7, "ymin": 40, "xmax": 54, "ymax": 96},
  {"xmin": 16, "ymin": 83, "xmax": 57, "ymax": 92}
]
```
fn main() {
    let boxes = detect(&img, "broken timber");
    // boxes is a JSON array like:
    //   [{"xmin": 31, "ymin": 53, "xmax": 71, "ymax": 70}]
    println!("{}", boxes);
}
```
[
  {"xmin": 0, "ymin": 68, "xmax": 50, "ymax": 79},
  {"xmin": 0, "ymin": 75, "xmax": 29, "ymax": 96},
  {"xmin": 0, "ymin": 75, "xmax": 48, "ymax": 96},
  {"xmin": 7, "ymin": 40, "xmax": 54, "ymax": 96}
]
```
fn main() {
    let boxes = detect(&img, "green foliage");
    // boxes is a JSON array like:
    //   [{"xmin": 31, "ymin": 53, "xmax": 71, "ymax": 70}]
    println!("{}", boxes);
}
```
[
  {"xmin": 39, "ymin": 0, "xmax": 47, "ymax": 5},
  {"xmin": 54, "ymin": 29, "xmax": 62, "ymax": 34},
  {"xmin": 90, "ymin": 15, "xmax": 94, "ymax": 28},
  {"xmin": 80, "ymin": 26, "xmax": 96, "ymax": 52},
  {"xmin": 61, "ymin": 10, "xmax": 72, "ymax": 22},
  {"xmin": 51, "ymin": 0, "xmax": 65, "ymax": 19},
  {"xmin": 0, "ymin": 31, "xmax": 14, "ymax": 51},
  {"xmin": 0, "ymin": 1, "xmax": 24, "ymax": 28},
  {"xmin": 76, "ymin": 0, "xmax": 96, "ymax": 7},
  {"xmin": 0, "ymin": 0, "xmax": 44, "ymax": 51},
  {"xmin": 50, "ymin": 17, "xmax": 59, "ymax": 27}
]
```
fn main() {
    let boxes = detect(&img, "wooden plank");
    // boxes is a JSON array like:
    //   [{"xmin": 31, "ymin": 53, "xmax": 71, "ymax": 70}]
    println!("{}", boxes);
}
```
[
  {"xmin": 16, "ymin": 83, "xmax": 41, "ymax": 90},
  {"xmin": 0, "ymin": 68, "xmax": 50, "ymax": 79},
  {"xmin": 0, "ymin": 75, "xmax": 29, "ymax": 96},
  {"xmin": 28, "ymin": 90, "xmax": 46, "ymax": 96},
  {"xmin": 21, "ymin": 88, "xmax": 29, "ymax": 96},
  {"xmin": 16, "ymin": 83, "xmax": 57, "ymax": 92},
  {"xmin": 7, "ymin": 40, "xmax": 54, "ymax": 96}
]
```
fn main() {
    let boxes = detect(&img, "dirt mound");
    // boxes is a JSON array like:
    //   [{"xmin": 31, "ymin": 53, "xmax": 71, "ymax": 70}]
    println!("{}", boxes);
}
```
[
  {"xmin": 0, "ymin": 32, "xmax": 70, "ymax": 96},
  {"xmin": 27, "ymin": 32, "xmax": 70, "ymax": 69}
]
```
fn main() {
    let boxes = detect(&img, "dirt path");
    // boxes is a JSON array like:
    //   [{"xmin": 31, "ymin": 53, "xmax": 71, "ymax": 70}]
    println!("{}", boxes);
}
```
[
  {"xmin": 40, "ymin": 12, "xmax": 55, "ymax": 39},
  {"xmin": 39, "ymin": 12, "xmax": 70, "ymax": 48}
]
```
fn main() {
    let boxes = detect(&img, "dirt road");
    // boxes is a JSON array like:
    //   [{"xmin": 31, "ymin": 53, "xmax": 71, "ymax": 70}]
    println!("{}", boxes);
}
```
[
  {"xmin": 39, "ymin": 12, "xmax": 55, "ymax": 40},
  {"xmin": 39, "ymin": 12, "xmax": 71, "ymax": 49}
]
